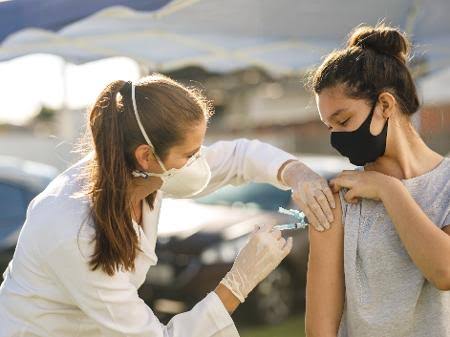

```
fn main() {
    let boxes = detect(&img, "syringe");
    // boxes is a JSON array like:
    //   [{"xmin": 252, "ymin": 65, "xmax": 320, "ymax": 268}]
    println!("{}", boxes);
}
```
[
  {"xmin": 273, "ymin": 207, "xmax": 309, "ymax": 231},
  {"xmin": 273, "ymin": 222, "xmax": 306, "ymax": 231}
]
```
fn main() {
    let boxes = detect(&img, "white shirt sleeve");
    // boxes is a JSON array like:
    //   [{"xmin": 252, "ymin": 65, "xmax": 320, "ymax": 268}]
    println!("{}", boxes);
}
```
[
  {"xmin": 194, "ymin": 138, "xmax": 298, "ymax": 198},
  {"xmin": 44, "ymin": 235, "xmax": 240, "ymax": 337}
]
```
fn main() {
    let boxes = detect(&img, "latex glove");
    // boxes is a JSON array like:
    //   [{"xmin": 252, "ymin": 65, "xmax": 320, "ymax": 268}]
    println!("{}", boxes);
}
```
[
  {"xmin": 281, "ymin": 160, "xmax": 335, "ymax": 232},
  {"xmin": 220, "ymin": 223, "xmax": 293, "ymax": 303}
]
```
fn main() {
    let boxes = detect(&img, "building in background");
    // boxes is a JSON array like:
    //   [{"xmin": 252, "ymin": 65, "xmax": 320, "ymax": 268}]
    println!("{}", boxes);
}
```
[{"xmin": 1, "ymin": 65, "xmax": 449, "ymax": 170}]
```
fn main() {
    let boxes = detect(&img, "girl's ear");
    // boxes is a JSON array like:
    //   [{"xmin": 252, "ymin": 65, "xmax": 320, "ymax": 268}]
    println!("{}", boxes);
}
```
[{"xmin": 378, "ymin": 91, "xmax": 396, "ymax": 119}]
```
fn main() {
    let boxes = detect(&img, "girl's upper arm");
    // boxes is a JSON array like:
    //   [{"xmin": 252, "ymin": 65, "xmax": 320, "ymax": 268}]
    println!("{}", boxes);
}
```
[{"xmin": 306, "ymin": 192, "xmax": 345, "ymax": 337}]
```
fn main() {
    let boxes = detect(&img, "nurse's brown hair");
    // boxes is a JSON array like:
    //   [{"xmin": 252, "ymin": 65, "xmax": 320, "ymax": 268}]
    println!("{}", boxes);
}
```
[
  {"xmin": 77, "ymin": 74, "xmax": 212, "ymax": 276},
  {"xmin": 308, "ymin": 23, "xmax": 420, "ymax": 116}
]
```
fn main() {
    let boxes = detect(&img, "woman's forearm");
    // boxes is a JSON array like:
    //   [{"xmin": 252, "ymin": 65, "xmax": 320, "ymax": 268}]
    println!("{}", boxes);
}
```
[
  {"xmin": 380, "ymin": 178, "xmax": 450, "ymax": 290},
  {"xmin": 214, "ymin": 283, "xmax": 240, "ymax": 314},
  {"xmin": 277, "ymin": 159, "xmax": 299, "ymax": 184}
]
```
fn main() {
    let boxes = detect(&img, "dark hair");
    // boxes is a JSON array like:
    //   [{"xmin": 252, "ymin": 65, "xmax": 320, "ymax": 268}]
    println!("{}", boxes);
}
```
[
  {"xmin": 309, "ymin": 23, "xmax": 420, "ymax": 115},
  {"xmin": 76, "ymin": 73, "xmax": 213, "ymax": 276}
]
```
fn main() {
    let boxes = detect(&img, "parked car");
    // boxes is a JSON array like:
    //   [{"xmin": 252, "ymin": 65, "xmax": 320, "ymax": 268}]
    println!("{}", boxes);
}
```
[
  {"xmin": 0, "ymin": 155, "xmax": 59, "ymax": 280},
  {"xmin": 139, "ymin": 154, "xmax": 354, "ymax": 324}
]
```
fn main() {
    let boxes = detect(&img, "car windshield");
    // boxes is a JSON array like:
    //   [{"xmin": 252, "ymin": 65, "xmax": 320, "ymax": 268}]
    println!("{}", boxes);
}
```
[{"xmin": 194, "ymin": 183, "xmax": 291, "ymax": 211}]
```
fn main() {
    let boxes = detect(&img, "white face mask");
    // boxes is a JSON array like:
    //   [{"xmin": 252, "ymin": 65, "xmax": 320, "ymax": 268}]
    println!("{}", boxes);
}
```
[{"xmin": 129, "ymin": 82, "xmax": 211, "ymax": 198}]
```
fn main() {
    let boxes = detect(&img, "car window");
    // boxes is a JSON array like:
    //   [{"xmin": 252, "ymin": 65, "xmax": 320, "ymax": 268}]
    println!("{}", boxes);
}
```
[{"xmin": 195, "ymin": 183, "xmax": 292, "ymax": 211}]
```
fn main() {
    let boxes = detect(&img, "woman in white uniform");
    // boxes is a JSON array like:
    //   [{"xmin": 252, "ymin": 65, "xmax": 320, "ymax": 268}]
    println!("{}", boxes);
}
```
[{"xmin": 0, "ymin": 74, "xmax": 335, "ymax": 336}]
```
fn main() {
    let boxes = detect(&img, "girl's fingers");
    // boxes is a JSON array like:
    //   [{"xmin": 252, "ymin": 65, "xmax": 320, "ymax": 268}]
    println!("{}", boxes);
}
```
[
  {"xmin": 330, "ymin": 177, "xmax": 352, "ymax": 190},
  {"xmin": 339, "ymin": 170, "xmax": 355, "ymax": 176},
  {"xmin": 345, "ymin": 189, "xmax": 358, "ymax": 204},
  {"xmin": 329, "ymin": 182, "xmax": 340, "ymax": 193}
]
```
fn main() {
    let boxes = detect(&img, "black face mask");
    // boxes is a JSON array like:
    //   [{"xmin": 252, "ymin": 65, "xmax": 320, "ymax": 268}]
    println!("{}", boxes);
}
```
[{"xmin": 330, "ymin": 100, "xmax": 389, "ymax": 166}]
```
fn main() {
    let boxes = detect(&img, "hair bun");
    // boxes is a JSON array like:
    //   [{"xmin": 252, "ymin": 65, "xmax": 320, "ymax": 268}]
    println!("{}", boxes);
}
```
[{"xmin": 347, "ymin": 23, "xmax": 410, "ymax": 64}]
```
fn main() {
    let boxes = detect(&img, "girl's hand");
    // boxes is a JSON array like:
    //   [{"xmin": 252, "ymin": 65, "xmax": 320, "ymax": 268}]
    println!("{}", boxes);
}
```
[
  {"xmin": 281, "ymin": 161, "xmax": 335, "ymax": 232},
  {"xmin": 329, "ymin": 170, "xmax": 394, "ymax": 204}
]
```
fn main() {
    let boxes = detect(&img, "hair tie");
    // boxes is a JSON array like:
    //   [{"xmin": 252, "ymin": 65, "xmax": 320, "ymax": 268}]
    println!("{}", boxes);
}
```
[{"xmin": 119, "ymin": 81, "xmax": 132, "ymax": 96}]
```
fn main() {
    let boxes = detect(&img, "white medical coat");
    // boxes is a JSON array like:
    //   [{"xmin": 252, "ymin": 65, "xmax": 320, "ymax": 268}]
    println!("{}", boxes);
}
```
[{"xmin": 0, "ymin": 138, "xmax": 296, "ymax": 337}]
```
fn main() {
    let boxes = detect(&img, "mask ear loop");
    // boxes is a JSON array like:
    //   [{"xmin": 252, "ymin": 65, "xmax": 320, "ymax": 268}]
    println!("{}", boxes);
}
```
[
  {"xmin": 131, "ymin": 170, "xmax": 150, "ymax": 179},
  {"xmin": 184, "ymin": 148, "xmax": 203, "ymax": 168},
  {"xmin": 131, "ymin": 81, "xmax": 168, "ymax": 176},
  {"xmin": 369, "ymin": 96, "xmax": 379, "ymax": 117},
  {"xmin": 373, "ymin": 95, "xmax": 390, "ymax": 123},
  {"xmin": 367, "ymin": 95, "xmax": 389, "ymax": 137}
]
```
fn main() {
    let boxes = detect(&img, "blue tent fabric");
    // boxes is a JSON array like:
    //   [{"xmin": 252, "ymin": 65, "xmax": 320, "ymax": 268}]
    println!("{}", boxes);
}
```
[{"xmin": 0, "ymin": 0, "xmax": 170, "ymax": 43}]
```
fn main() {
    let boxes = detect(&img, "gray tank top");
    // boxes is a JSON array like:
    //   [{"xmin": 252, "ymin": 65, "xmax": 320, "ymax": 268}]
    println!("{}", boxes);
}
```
[{"xmin": 337, "ymin": 157, "xmax": 450, "ymax": 337}]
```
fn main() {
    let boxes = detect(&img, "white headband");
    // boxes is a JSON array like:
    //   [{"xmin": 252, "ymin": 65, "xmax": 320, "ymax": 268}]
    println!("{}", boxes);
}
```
[{"xmin": 130, "ymin": 82, "xmax": 167, "ymax": 171}]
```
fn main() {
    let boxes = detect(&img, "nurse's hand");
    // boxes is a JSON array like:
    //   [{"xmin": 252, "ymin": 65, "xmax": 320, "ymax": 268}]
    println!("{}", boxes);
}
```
[
  {"xmin": 219, "ymin": 223, "xmax": 293, "ymax": 303},
  {"xmin": 280, "ymin": 160, "xmax": 335, "ymax": 232}
]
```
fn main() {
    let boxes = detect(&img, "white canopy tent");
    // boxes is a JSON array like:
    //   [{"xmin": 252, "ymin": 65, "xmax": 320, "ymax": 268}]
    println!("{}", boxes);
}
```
[
  {"xmin": 1, "ymin": 0, "xmax": 449, "ymax": 138},
  {"xmin": 0, "ymin": 0, "xmax": 448, "ymax": 166},
  {"xmin": 1, "ymin": 0, "xmax": 450, "ymax": 76}
]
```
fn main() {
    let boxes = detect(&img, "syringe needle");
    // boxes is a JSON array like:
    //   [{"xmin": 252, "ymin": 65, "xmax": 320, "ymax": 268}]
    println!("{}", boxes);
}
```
[{"xmin": 273, "ymin": 222, "xmax": 308, "ymax": 231}]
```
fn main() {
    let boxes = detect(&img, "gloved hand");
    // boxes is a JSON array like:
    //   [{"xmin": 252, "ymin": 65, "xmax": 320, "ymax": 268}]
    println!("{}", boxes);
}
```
[
  {"xmin": 219, "ymin": 223, "xmax": 293, "ymax": 303},
  {"xmin": 281, "ymin": 160, "xmax": 335, "ymax": 232}
]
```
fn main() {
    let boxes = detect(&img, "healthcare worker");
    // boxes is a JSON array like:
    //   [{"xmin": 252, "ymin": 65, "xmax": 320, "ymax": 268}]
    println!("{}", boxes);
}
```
[{"xmin": 0, "ymin": 74, "xmax": 335, "ymax": 336}]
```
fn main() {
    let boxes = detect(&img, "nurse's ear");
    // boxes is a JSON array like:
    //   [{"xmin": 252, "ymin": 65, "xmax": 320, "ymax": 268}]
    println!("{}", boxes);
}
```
[{"xmin": 133, "ymin": 144, "xmax": 163, "ymax": 174}]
